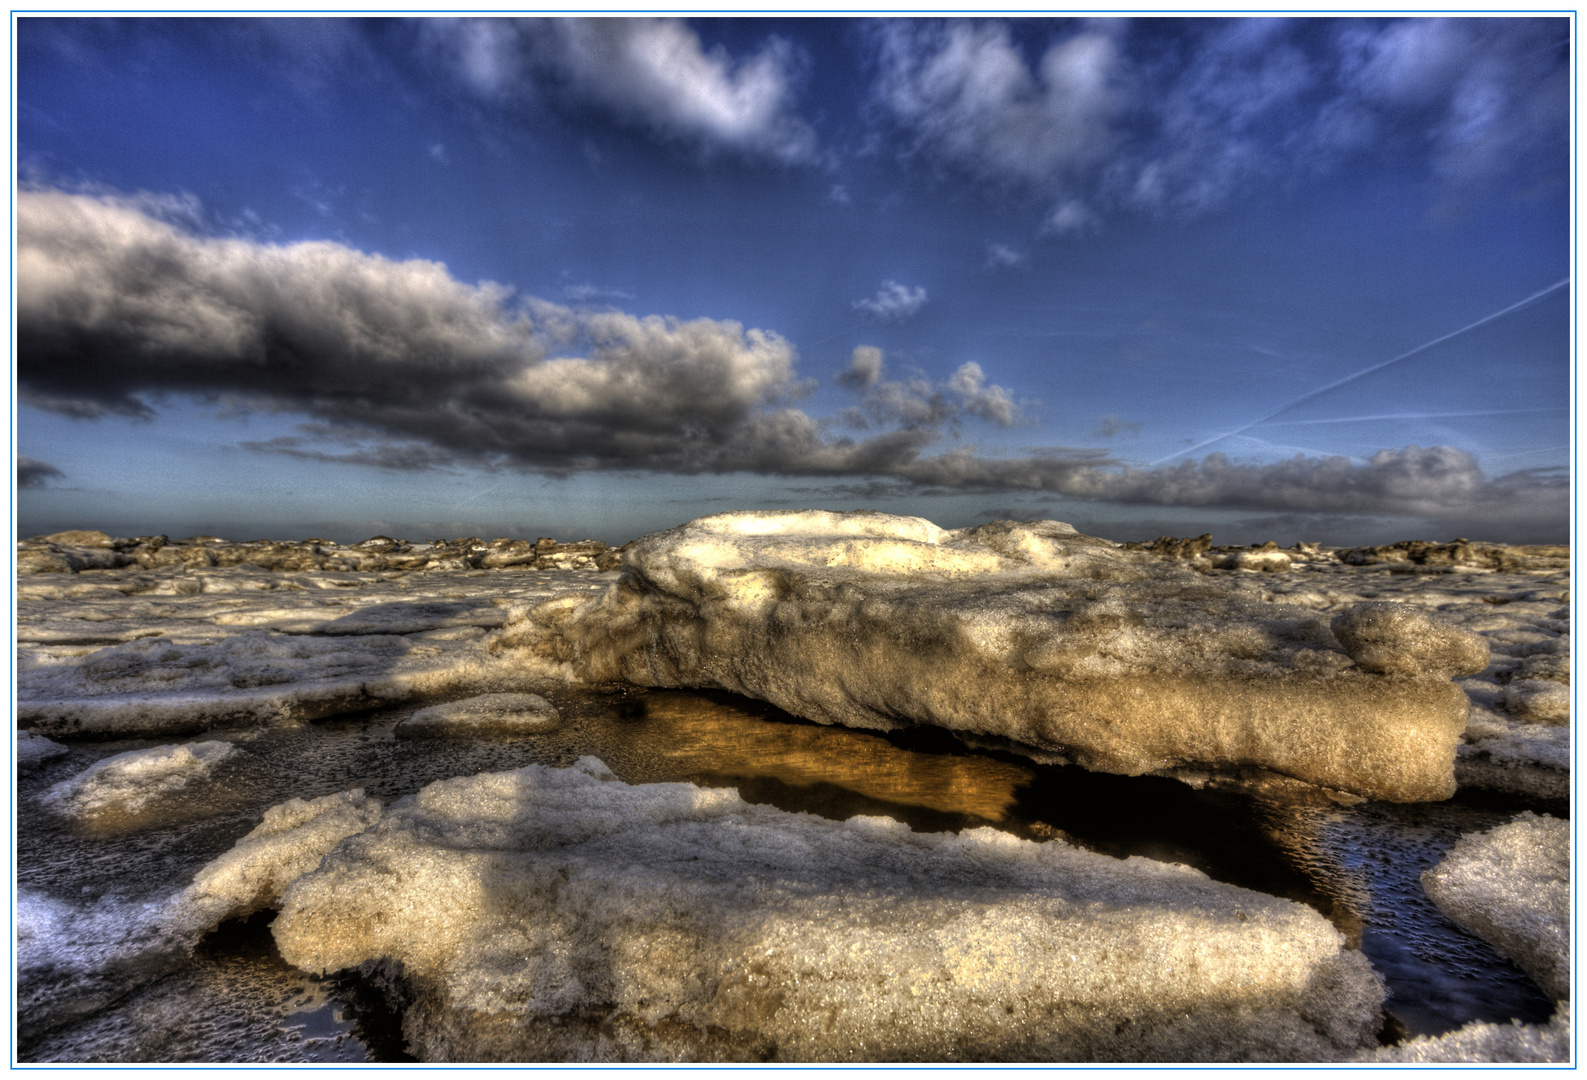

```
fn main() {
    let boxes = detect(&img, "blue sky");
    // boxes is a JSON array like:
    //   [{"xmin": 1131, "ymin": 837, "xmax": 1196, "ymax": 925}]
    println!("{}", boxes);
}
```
[{"xmin": 13, "ymin": 15, "xmax": 1572, "ymax": 545}]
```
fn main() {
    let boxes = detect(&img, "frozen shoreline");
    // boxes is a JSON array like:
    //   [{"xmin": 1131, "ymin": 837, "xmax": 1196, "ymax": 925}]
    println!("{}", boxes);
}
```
[{"xmin": 13, "ymin": 515, "xmax": 1572, "ymax": 1062}]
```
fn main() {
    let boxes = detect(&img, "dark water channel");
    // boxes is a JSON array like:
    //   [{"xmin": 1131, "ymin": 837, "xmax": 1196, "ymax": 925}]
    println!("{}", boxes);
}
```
[{"xmin": 14, "ymin": 685, "xmax": 1560, "ymax": 1062}]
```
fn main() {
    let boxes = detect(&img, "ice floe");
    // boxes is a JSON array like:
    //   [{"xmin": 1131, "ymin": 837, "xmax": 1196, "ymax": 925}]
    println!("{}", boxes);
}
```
[
  {"xmin": 226, "ymin": 759, "xmax": 1386, "ymax": 1062},
  {"xmin": 1422, "ymin": 812, "xmax": 1570, "ymax": 1001},
  {"xmin": 44, "ymin": 741, "xmax": 239, "ymax": 817},
  {"xmin": 517, "ymin": 511, "xmax": 1487, "ymax": 802},
  {"xmin": 394, "ymin": 692, "xmax": 561, "ymax": 738},
  {"xmin": 17, "ymin": 730, "xmax": 69, "ymax": 769}
]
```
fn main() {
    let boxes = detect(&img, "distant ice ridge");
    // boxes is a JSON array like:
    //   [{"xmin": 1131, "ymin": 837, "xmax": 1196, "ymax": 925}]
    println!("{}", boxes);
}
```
[
  {"xmin": 504, "ymin": 511, "xmax": 1485, "ymax": 802},
  {"xmin": 1421, "ymin": 813, "xmax": 1570, "ymax": 1002},
  {"xmin": 44, "ymin": 741, "xmax": 238, "ymax": 817},
  {"xmin": 171, "ymin": 758, "xmax": 1385, "ymax": 1063}
]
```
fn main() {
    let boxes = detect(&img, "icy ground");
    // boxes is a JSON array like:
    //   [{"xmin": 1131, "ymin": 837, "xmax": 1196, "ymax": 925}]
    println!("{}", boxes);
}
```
[{"xmin": 12, "ymin": 518, "xmax": 1572, "ymax": 1062}]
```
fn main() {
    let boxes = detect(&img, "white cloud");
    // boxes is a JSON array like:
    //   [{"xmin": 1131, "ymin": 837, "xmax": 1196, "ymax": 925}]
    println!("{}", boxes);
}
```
[
  {"xmin": 425, "ymin": 18, "xmax": 818, "ymax": 165},
  {"xmin": 868, "ymin": 18, "xmax": 1566, "ymax": 223},
  {"xmin": 874, "ymin": 20, "xmax": 1123, "ymax": 191},
  {"xmin": 853, "ymin": 280, "xmax": 928, "ymax": 322},
  {"xmin": 984, "ymin": 243, "xmax": 1026, "ymax": 269}
]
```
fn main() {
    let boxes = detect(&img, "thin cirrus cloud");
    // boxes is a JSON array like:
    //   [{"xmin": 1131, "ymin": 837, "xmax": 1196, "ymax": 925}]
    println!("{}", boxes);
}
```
[
  {"xmin": 14, "ymin": 187, "xmax": 1563, "ymax": 529},
  {"xmin": 871, "ymin": 17, "xmax": 1567, "ymax": 224},
  {"xmin": 421, "ymin": 17, "xmax": 820, "ymax": 165},
  {"xmin": 853, "ymin": 280, "xmax": 928, "ymax": 322}
]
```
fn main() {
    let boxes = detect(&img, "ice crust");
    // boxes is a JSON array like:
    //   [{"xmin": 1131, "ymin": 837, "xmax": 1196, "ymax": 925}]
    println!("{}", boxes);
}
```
[
  {"xmin": 44, "ymin": 741, "xmax": 239, "ymax": 817},
  {"xmin": 249, "ymin": 759, "xmax": 1384, "ymax": 1062},
  {"xmin": 161, "ymin": 788, "xmax": 384, "ymax": 943},
  {"xmin": 16, "ymin": 567, "xmax": 592, "ymax": 737},
  {"xmin": 1366, "ymin": 1002, "xmax": 1570, "ymax": 1063},
  {"xmin": 519, "ymin": 512, "xmax": 1485, "ymax": 802},
  {"xmin": 1421, "ymin": 813, "xmax": 1570, "ymax": 1001},
  {"xmin": 17, "ymin": 730, "xmax": 69, "ymax": 769},
  {"xmin": 395, "ymin": 692, "xmax": 561, "ymax": 738}
]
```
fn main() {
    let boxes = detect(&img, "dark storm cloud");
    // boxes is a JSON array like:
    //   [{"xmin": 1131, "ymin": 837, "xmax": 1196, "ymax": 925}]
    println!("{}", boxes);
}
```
[
  {"xmin": 17, "ymin": 456, "xmax": 65, "ymax": 489},
  {"xmin": 17, "ymin": 189, "xmax": 1561, "ymax": 529}
]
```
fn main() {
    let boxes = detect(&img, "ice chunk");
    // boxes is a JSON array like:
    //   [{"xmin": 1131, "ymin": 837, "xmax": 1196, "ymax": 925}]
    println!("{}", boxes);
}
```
[
  {"xmin": 1330, "ymin": 602, "xmax": 1490, "ymax": 677},
  {"xmin": 17, "ymin": 730, "xmax": 69, "ymax": 769},
  {"xmin": 1367, "ymin": 1002, "xmax": 1570, "ymax": 1063},
  {"xmin": 254, "ymin": 759, "xmax": 1385, "ymax": 1062},
  {"xmin": 44, "ymin": 741, "xmax": 239, "ymax": 817},
  {"xmin": 523, "ymin": 512, "xmax": 1481, "ymax": 802},
  {"xmin": 1421, "ymin": 813, "xmax": 1569, "ymax": 1000},
  {"xmin": 1502, "ymin": 679, "xmax": 1570, "ymax": 724},
  {"xmin": 394, "ymin": 692, "xmax": 561, "ymax": 738},
  {"xmin": 161, "ymin": 788, "xmax": 383, "ymax": 943},
  {"xmin": 15, "ymin": 889, "xmax": 184, "ymax": 1040}
]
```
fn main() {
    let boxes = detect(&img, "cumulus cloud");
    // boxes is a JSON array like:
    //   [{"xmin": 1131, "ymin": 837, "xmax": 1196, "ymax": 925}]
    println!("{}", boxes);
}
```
[
  {"xmin": 15, "ymin": 189, "xmax": 1561, "ymax": 535},
  {"xmin": 870, "ymin": 17, "xmax": 1567, "ymax": 221},
  {"xmin": 423, "ymin": 18, "xmax": 818, "ymax": 165},
  {"xmin": 873, "ymin": 20, "xmax": 1124, "ymax": 192},
  {"xmin": 853, "ymin": 280, "xmax": 928, "ymax": 322},
  {"xmin": 18, "ymin": 456, "xmax": 65, "ymax": 489},
  {"xmin": 837, "ymin": 348, "xmax": 1020, "ymax": 431}
]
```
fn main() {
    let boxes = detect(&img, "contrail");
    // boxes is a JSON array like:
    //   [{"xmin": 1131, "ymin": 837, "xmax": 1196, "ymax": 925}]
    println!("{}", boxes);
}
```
[
  {"xmin": 1148, "ymin": 278, "xmax": 1570, "ymax": 467},
  {"xmin": 1258, "ymin": 407, "xmax": 1566, "ymax": 427}
]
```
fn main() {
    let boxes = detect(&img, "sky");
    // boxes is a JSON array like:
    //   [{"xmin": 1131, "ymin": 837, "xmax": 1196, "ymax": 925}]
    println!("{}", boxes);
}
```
[{"xmin": 11, "ymin": 15, "xmax": 1574, "ymax": 547}]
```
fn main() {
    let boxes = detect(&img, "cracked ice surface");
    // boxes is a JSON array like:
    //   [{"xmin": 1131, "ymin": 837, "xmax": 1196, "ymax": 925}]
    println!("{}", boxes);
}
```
[
  {"xmin": 224, "ymin": 758, "xmax": 1385, "ymax": 1062},
  {"xmin": 515, "ymin": 512, "xmax": 1489, "ymax": 802}
]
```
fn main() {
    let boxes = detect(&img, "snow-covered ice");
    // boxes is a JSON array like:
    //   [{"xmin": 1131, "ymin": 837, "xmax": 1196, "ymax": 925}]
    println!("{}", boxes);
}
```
[
  {"xmin": 1421, "ymin": 812, "xmax": 1570, "ymax": 1001},
  {"xmin": 252, "ymin": 758, "xmax": 1385, "ymax": 1062},
  {"xmin": 18, "ymin": 730, "xmax": 69, "ymax": 769},
  {"xmin": 394, "ymin": 692, "xmax": 560, "ymax": 738},
  {"xmin": 44, "ymin": 741, "xmax": 239, "ymax": 817},
  {"xmin": 515, "ymin": 511, "xmax": 1486, "ymax": 802}
]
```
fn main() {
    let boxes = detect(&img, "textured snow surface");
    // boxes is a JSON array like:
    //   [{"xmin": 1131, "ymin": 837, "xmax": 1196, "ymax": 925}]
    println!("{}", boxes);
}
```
[
  {"xmin": 249, "ymin": 758, "xmax": 1386, "ymax": 1062},
  {"xmin": 16, "ymin": 566, "xmax": 597, "ymax": 736},
  {"xmin": 1422, "ymin": 813, "xmax": 1570, "ymax": 1001},
  {"xmin": 162, "ymin": 789, "xmax": 385, "ymax": 944},
  {"xmin": 395, "ymin": 693, "xmax": 561, "ymax": 738},
  {"xmin": 518, "ymin": 512, "xmax": 1490, "ymax": 801},
  {"xmin": 44, "ymin": 741, "xmax": 239, "ymax": 817},
  {"xmin": 1368, "ymin": 1002, "xmax": 1570, "ymax": 1063}
]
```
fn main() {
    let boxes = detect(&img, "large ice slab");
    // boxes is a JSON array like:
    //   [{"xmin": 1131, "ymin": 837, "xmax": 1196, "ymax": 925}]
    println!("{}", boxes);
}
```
[
  {"xmin": 1421, "ymin": 813, "xmax": 1570, "ymax": 1001},
  {"xmin": 254, "ymin": 759, "xmax": 1383, "ymax": 1062},
  {"xmin": 514, "ymin": 512, "xmax": 1484, "ymax": 802}
]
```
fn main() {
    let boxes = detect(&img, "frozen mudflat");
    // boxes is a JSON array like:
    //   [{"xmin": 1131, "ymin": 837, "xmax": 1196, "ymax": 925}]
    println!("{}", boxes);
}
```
[{"xmin": 12, "ymin": 517, "xmax": 1573, "ymax": 1062}]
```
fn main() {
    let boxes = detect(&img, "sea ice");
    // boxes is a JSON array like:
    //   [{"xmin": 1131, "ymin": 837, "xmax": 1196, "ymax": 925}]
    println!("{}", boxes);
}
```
[
  {"xmin": 1420, "ymin": 812, "xmax": 1570, "ymax": 1001},
  {"xmin": 44, "ymin": 741, "xmax": 239, "ymax": 817},
  {"xmin": 1366, "ymin": 1002, "xmax": 1570, "ymax": 1063},
  {"xmin": 252, "ymin": 759, "xmax": 1385, "ymax": 1062},
  {"xmin": 512, "ymin": 512, "xmax": 1485, "ymax": 801},
  {"xmin": 161, "ymin": 789, "xmax": 384, "ymax": 944},
  {"xmin": 394, "ymin": 692, "xmax": 561, "ymax": 738},
  {"xmin": 17, "ymin": 730, "xmax": 69, "ymax": 769}
]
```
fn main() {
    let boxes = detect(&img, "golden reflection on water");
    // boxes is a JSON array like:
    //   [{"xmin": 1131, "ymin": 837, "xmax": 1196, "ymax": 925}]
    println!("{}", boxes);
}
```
[{"xmin": 585, "ymin": 690, "xmax": 1035, "ymax": 825}]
